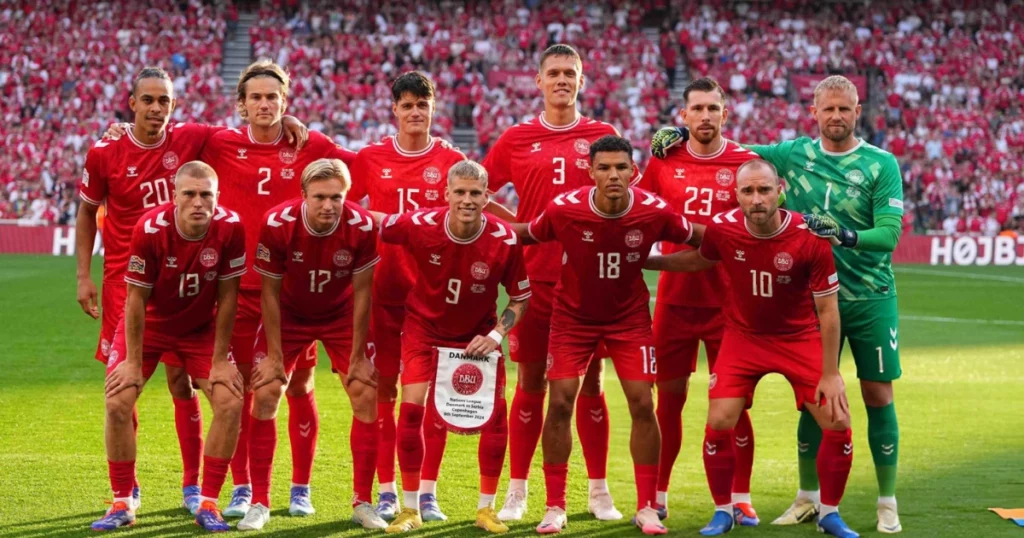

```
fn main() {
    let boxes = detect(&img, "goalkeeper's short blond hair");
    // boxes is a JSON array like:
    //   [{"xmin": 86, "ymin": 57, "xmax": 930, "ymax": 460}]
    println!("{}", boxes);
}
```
[{"xmin": 813, "ymin": 76, "xmax": 859, "ymax": 105}]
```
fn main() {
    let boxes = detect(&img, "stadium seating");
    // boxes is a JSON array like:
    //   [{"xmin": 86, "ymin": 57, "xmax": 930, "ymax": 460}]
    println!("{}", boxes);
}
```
[{"xmin": 1, "ymin": 1, "xmax": 1021, "ymax": 234}]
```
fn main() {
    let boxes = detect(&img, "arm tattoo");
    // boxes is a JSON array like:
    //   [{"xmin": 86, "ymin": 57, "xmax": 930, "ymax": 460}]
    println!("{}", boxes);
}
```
[{"xmin": 499, "ymin": 300, "xmax": 526, "ymax": 332}]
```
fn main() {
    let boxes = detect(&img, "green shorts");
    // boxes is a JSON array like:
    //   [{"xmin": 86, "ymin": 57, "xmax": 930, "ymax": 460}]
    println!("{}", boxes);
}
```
[{"xmin": 839, "ymin": 297, "xmax": 902, "ymax": 382}]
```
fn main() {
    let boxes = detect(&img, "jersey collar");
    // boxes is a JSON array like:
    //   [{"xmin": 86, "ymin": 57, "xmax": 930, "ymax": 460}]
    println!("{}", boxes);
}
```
[
  {"xmin": 686, "ymin": 138, "xmax": 728, "ymax": 159},
  {"xmin": 126, "ymin": 128, "xmax": 167, "ymax": 150},
  {"xmin": 588, "ymin": 187, "xmax": 633, "ymax": 219},
  {"xmin": 392, "ymin": 136, "xmax": 435, "ymax": 157},
  {"xmin": 173, "ymin": 208, "xmax": 208, "ymax": 241},
  {"xmin": 302, "ymin": 202, "xmax": 340, "ymax": 237},
  {"xmin": 744, "ymin": 209, "xmax": 791, "ymax": 239},
  {"xmin": 444, "ymin": 211, "xmax": 487, "ymax": 244},
  {"xmin": 246, "ymin": 125, "xmax": 283, "ymax": 145},
  {"xmin": 538, "ymin": 112, "xmax": 582, "ymax": 131},
  {"xmin": 818, "ymin": 137, "xmax": 864, "ymax": 157}
]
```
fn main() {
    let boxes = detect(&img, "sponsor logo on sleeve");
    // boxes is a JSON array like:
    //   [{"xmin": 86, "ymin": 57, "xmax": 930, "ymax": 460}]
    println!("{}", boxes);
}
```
[{"xmin": 128, "ymin": 255, "xmax": 146, "ymax": 274}]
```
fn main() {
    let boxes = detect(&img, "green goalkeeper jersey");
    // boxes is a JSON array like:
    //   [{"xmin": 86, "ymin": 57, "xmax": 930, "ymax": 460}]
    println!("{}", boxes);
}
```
[{"xmin": 747, "ymin": 137, "xmax": 904, "ymax": 302}]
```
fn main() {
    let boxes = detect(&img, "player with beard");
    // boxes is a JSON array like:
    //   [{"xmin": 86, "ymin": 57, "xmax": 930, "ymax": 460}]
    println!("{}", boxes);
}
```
[
  {"xmin": 639, "ymin": 77, "xmax": 760, "ymax": 524},
  {"xmin": 346, "ymin": 71, "xmax": 467, "ymax": 522},
  {"xmin": 482, "ymin": 44, "xmax": 638, "ymax": 522}
]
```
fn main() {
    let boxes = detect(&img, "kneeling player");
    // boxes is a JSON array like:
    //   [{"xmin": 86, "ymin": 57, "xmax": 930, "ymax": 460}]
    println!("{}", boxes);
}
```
[
  {"xmin": 512, "ymin": 135, "xmax": 701, "ymax": 535},
  {"xmin": 378, "ymin": 161, "xmax": 531, "ymax": 534},
  {"xmin": 238, "ymin": 159, "xmax": 383, "ymax": 530},
  {"xmin": 646, "ymin": 159, "xmax": 859, "ymax": 538},
  {"xmin": 92, "ymin": 162, "xmax": 247, "ymax": 532}
]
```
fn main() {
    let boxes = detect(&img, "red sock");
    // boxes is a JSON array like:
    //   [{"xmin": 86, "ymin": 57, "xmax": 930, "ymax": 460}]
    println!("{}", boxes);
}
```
[
  {"xmin": 396, "ymin": 402, "xmax": 425, "ymax": 492},
  {"xmin": 200, "ymin": 455, "xmax": 231, "ymax": 500},
  {"xmin": 108, "ymin": 460, "xmax": 136, "ymax": 499},
  {"xmin": 818, "ymin": 428, "xmax": 853, "ymax": 506},
  {"xmin": 543, "ymin": 463, "xmax": 569, "ymax": 509},
  {"xmin": 703, "ymin": 426, "xmax": 735, "ymax": 506},
  {"xmin": 173, "ymin": 396, "xmax": 204, "ymax": 487},
  {"xmin": 509, "ymin": 387, "xmax": 545, "ymax": 480},
  {"xmin": 421, "ymin": 403, "xmax": 447, "ymax": 481},
  {"xmin": 249, "ymin": 417, "xmax": 277, "ymax": 507},
  {"xmin": 231, "ymin": 391, "xmax": 253, "ymax": 486},
  {"xmin": 479, "ymin": 399, "xmax": 508, "ymax": 479},
  {"xmin": 350, "ymin": 418, "xmax": 379, "ymax": 506},
  {"xmin": 287, "ymin": 390, "xmax": 319, "ymax": 485},
  {"xmin": 576, "ymin": 393, "xmax": 610, "ymax": 480},
  {"xmin": 376, "ymin": 400, "xmax": 397, "ymax": 485},
  {"xmin": 732, "ymin": 410, "xmax": 755, "ymax": 495},
  {"xmin": 656, "ymin": 389, "xmax": 687, "ymax": 492},
  {"xmin": 634, "ymin": 463, "xmax": 658, "ymax": 510},
  {"xmin": 131, "ymin": 408, "xmax": 140, "ymax": 490}
]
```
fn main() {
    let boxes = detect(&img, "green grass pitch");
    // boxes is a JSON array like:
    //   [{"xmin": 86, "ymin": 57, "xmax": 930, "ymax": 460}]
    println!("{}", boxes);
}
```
[{"xmin": 1, "ymin": 255, "xmax": 1022, "ymax": 537}]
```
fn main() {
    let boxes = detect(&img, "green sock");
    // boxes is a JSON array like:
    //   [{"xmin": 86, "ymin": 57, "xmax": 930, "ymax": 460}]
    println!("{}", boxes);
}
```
[
  {"xmin": 867, "ymin": 402, "xmax": 899, "ymax": 497},
  {"xmin": 797, "ymin": 409, "xmax": 822, "ymax": 491}
]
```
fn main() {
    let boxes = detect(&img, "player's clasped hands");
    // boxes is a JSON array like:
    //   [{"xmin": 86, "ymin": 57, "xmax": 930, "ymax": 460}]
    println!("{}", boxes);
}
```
[
  {"xmin": 104, "ymin": 361, "xmax": 143, "ymax": 397},
  {"xmin": 816, "ymin": 372, "xmax": 850, "ymax": 423},
  {"xmin": 209, "ymin": 360, "xmax": 245, "ymax": 400},
  {"xmin": 345, "ymin": 354, "xmax": 378, "ymax": 389}
]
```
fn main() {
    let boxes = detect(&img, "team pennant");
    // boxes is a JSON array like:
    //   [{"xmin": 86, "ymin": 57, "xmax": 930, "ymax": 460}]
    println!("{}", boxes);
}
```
[{"xmin": 988, "ymin": 508, "xmax": 1024, "ymax": 527}]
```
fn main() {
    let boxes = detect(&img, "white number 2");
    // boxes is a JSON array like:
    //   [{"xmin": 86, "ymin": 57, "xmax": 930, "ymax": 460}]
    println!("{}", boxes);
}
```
[
  {"xmin": 446, "ymin": 278, "xmax": 462, "ymax": 304},
  {"xmin": 640, "ymin": 346, "xmax": 657, "ymax": 374},
  {"xmin": 258, "ymin": 167, "xmax": 272, "ymax": 195},
  {"xmin": 552, "ymin": 157, "xmax": 565, "ymax": 184}
]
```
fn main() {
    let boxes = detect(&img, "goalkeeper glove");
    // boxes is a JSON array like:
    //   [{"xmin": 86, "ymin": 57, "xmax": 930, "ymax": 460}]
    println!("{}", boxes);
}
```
[
  {"xmin": 803, "ymin": 213, "xmax": 858, "ymax": 248},
  {"xmin": 650, "ymin": 126, "xmax": 689, "ymax": 159}
]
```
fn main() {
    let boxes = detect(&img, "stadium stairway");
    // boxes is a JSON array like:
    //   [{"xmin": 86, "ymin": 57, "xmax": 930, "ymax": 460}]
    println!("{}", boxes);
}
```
[
  {"xmin": 452, "ymin": 127, "xmax": 477, "ymax": 154},
  {"xmin": 221, "ymin": 12, "xmax": 258, "ymax": 94},
  {"xmin": 641, "ymin": 27, "xmax": 688, "ymax": 103}
]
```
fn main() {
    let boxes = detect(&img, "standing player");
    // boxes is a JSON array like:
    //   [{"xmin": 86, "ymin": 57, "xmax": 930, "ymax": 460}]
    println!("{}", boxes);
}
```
[
  {"xmin": 377, "ymin": 161, "xmax": 531, "ymax": 534},
  {"xmin": 482, "ymin": 44, "xmax": 634, "ymax": 521},
  {"xmin": 239, "ymin": 159, "xmax": 384, "ymax": 530},
  {"xmin": 346, "ymin": 71, "xmax": 467, "ymax": 521},
  {"xmin": 90, "ymin": 162, "xmax": 247, "ymax": 532},
  {"xmin": 644, "ymin": 159, "xmax": 858, "ymax": 538},
  {"xmin": 650, "ymin": 76, "xmax": 905, "ymax": 534},
  {"xmin": 200, "ymin": 59, "xmax": 357, "ymax": 518},
  {"xmin": 513, "ymin": 136, "xmax": 700, "ymax": 535},
  {"xmin": 640, "ymin": 77, "xmax": 760, "ymax": 524}
]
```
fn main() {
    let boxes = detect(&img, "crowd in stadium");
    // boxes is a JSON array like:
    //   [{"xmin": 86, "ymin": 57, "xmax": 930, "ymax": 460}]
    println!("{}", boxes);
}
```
[{"xmin": 2, "ymin": 0, "xmax": 1022, "ymax": 236}]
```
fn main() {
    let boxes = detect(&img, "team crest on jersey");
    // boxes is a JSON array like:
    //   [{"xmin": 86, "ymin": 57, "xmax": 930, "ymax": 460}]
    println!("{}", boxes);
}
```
[
  {"xmin": 716, "ymin": 169, "xmax": 734, "ymax": 186},
  {"xmin": 82, "ymin": 169, "xmax": 90, "ymax": 187},
  {"xmin": 101, "ymin": 338, "xmax": 111, "ymax": 357},
  {"xmin": 381, "ymin": 168, "xmax": 392, "ymax": 179},
  {"xmin": 773, "ymin": 252, "xmax": 794, "ymax": 272},
  {"xmin": 625, "ymin": 229, "xmax": 644, "ymax": 248},
  {"xmin": 471, "ymin": 283, "xmax": 487, "ymax": 294},
  {"xmin": 204, "ymin": 271, "xmax": 217, "ymax": 281},
  {"xmin": 425, "ymin": 189, "xmax": 440, "ymax": 201},
  {"xmin": 716, "ymin": 190, "xmax": 731, "ymax": 201},
  {"xmin": 508, "ymin": 334, "xmax": 519, "ymax": 353},
  {"xmin": 128, "ymin": 255, "xmax": 146, "ymax": 274},
  {"xmin": 282, "ymin": 169, "xmax": 295, "ymax": 180},
  {"xmin": 108, "ymin": 350, "xmax": 119, "ymax": 367},
  {"xmin": 279, "ymin": 148, "xmax": 297, "ymax": 165},
  {"xmin": 452, "ymin": 363, "xmax": 484, "ymax": 396},
  {"xmin": 237, "ymin": 149, "xmax": 248, "ymax": 160},
  {"xmin": 200, "ymin": 248, "xmax": 219, "ymax": 268},
  {"xmin": 127, "ymin": 166, "xmax": 138, "ymax": 177},
  {"xmin": 333, "ymin": 249, "xmax": 353, "ymax": 267},
  {"xmin": 253, "ymin": 351, "xmax": 267, "ymax": 365},
  {"xmin": 845, "ymin": 170, "xmax": 865, "ymax": 185},
  {"xmin": 256, "ymin": 243, "xmax": 271, "ymax": 263},
  {"xmin": 627, "ymin": 252, "xmax": 641, "ymax": 263},
  {"xmin": 471, "ymin": 261, "xmax": 490, "ymax": 280},
  {"xmin": 574, "ymin": 138, "xmax": 590, "ymax": 155},
  {"xmin": 162, "ymin": 151, "xmax": 179, "ymax": 170},
  {"xmin": 423, "ymin": 166, "xmax": 442, "ymax": 185}
]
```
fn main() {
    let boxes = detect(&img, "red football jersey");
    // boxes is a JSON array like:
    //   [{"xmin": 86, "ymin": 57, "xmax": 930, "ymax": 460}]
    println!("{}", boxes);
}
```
[
  {"xmin": 379, "ymin": 209, "xmax": 532, "ymax": 342},
  {"xmin": 201, "ymin": 126, "xmax": 357, "ymax": 291},
  {"xmin": 123, "ymin": 203, "xmax": 247, "ymax": 336},
  {"xmin": 527, "ymin": 186, "xmax": 693, "ymax": 324},
  {"xmin": 252, "ymin": 198, "xmax": 379, "ymax": 323},
  {"xmin": 481, "ymin": 113, "xmax": 640, "ymax": 283},
  {"xmin": 641, "ymin": 139, "xmax": 759, "ymax": 307},
  {"xmin": 699, "ymin": 209, "xmax": 839, "ymax": 337},
  {"xmin": 79, "ymin": 123, "xmax": 218, "ymax": 281},
  {"xmin": 348, "ymin": 136, "xmax": 466, "ymax": 305}
]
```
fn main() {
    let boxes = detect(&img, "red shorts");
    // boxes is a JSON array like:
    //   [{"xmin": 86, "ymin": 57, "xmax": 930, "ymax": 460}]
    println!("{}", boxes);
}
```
[
  {"xmin": 232, "ymin": 288, "xmax": 315, "ymax": 366},
  {"xmin": 508, "ymin": 280, "xmax": 554, "ymax": 364},
  {"xmin": 106, "ymin": 318, "xmax": 214, "ymax": 380},
  {"xmin": 400, "ymin": 324, "xmax": 507, "ymax": 390},
  {"xmin": 710, "ymin": 329, "xmax": 822, "ymax": 410},
  {"xmin": 547, "ymin": 308, "xmax": 656, "ymax": 382},
  {"xmin": 653, "ymin": 304, "xmax": 724, "ymax": 381},
  {"xmin": 95, "ymin": 279, "xmax": 127, "ymax": 362},
  {"xmin": 252, "ymin": 308, "xmax": 367, "ymax": 375},
  {"xmin": 370, "ymin": 303, "xmax": 406, "ymax": 378}
]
